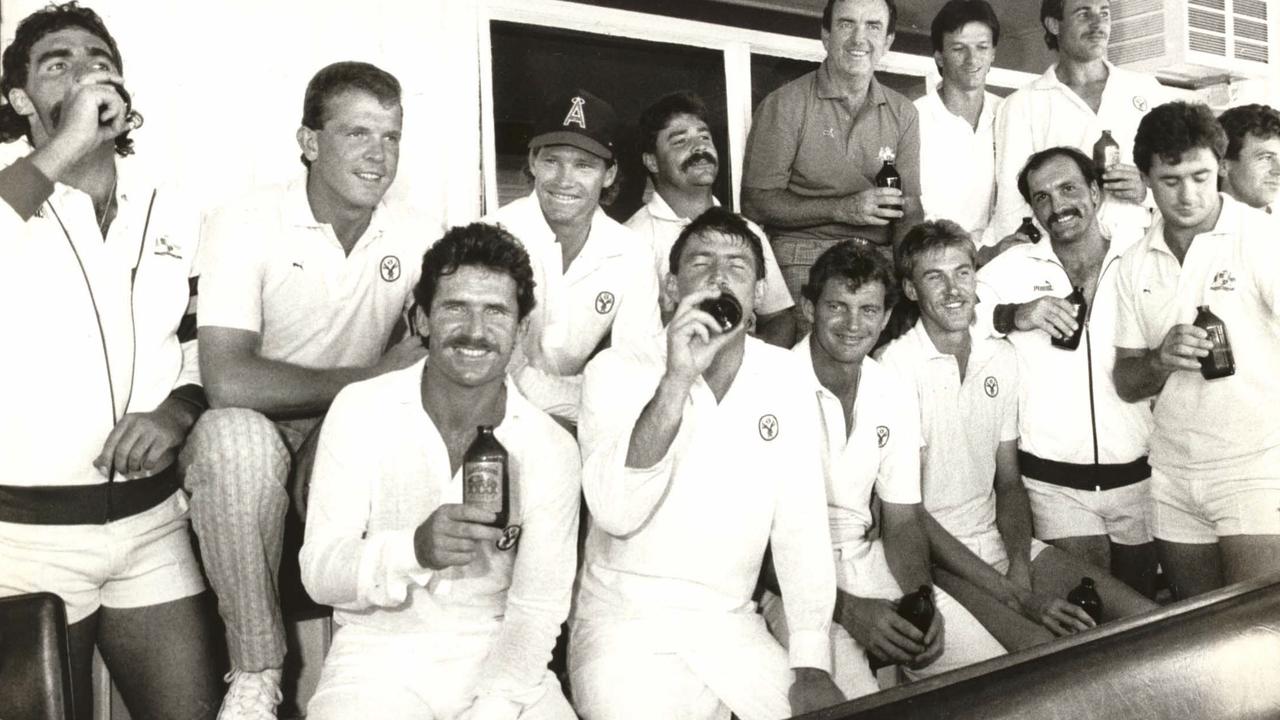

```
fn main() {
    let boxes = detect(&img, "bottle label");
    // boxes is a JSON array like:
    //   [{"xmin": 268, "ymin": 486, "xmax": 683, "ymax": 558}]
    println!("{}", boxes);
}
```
[
  {"xmin": 1205, "ymin": 325, "xmax": 1227, "ymax": 349},
  {"xmin": 463, "ymin": 460, "xmax": 504, "ymax": 513},
  {"xmin": 1104, "ymin": 146, "xmax": 1120, "ymax": 170}
]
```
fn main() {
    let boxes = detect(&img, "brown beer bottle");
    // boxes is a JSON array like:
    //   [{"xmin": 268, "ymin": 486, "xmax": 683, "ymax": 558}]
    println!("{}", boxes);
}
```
[
  {"xmin": 875, "ymin": 159, "xmax": 902, "ymax": 190},
  {"xmin": 462, "ymin": 425, "xmax": 509, "ymax": 528},
  {"xmin": 1017, "ymin": 216, "xmax": 1042, "ymax": 243},
  {"xmin": 1093, "ymin": 130, "xmax": 1120, "ymax": 178},
  {"xmin": 897, "ymin": 585, "xmax": 935, "ymax": 634},
  {"xmin": 1051, "ymin": 286, "xmax": 1088, "ymax": 350},
  {"xmin": 1067, "ymin": 577, "xmax": 1103, "ymax": 624},
  {"xmin": 1194, "ymin": 305, "xmax": 1235, "ymax": 380}
]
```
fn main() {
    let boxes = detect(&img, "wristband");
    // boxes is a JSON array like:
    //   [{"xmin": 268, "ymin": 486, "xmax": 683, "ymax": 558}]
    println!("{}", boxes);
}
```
[
  {"xmin": 168, "ymin": 383, "xmax": 208, "ymax": 414},
  {"xmin": 993, "ymin": 304, "xmax": 1017, "ymax": 335}
]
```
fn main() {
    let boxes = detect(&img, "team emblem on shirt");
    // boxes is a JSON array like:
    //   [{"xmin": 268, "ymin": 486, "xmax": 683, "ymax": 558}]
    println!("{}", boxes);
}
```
[
  {"xmin": 822, "ymin": 127, "xmax": 836, "ymax": 139},
  {"xmin": 497, "ymin": 524, "xmax": 522, "ymax": 551},
  {"xmin": 758, "ymin": 414, "xmax": 779, "ymax": 441},
  {"xmin": 876, "ymin": 426, "xmax": 890, "ymax": 448},
  {"xmin": 984, "ymin": 377, "xmax": 999, "ymax": 398},
  {"xmin": 380, "ymin": 255, "xmax": 401, "ymax": 282},
  {"xmin": 1209, "ymin": 270, "xmax": 1236, "ymax": 292},
  {"xmin": 152, "ymin": 235, "xmax": 183, "ymax": 259},
  {"xmin": 1133, "ymin": 96, "xmax": 1149, "ymax": 112},
  {"xmin": 595, "ymin": 291, "xmax": 615, "ymax": 314}
]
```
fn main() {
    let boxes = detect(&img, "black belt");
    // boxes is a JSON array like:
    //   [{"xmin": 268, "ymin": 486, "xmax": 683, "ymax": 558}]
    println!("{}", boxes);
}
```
[
  {"xmin": 1018, "ymin": 450, "xmax": 1150, "ymax": 492},
  {"xmin": 0, "ymin": 465, "xmax": 181, "ymax": 525}
]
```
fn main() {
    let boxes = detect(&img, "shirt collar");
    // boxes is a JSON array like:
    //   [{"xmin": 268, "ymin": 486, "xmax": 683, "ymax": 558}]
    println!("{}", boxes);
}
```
[
  {"xmin": 1142, "ymin": 193, "xmax": 1241, "ymax": 259},
  {"xmin": 394, "ymin": 359, "xmax": 529, "ymax": 426},
  {"xmin": 817, "ymin": 61, "xmax": 887, "ymax": 105},
  {"xmin": 285, "ymin": 174, "xmax": 391, "ymax": 241},
  {"xmin": 1032, "ymin": 59, "xmax": 1120, "ymax": 92},
  {"xmin": 905, "ymin": 317, "xmax": 994, "ymax": 363},
  {"xmin": 644, "ymin": 190, "xmax": 720, "ymax": 224}
]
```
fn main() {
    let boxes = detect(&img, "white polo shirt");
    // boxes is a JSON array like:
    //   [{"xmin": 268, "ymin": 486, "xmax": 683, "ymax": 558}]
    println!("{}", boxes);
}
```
[
  {"xmin": 486, "ymin": 193, "xmax": 661, "ymax": 421},
  {"xmin": 198, "ymin": 177, "xmax": 430, "ymax": 369},
  {"xmin": 301, "ymin": 363, "xmax": 581, "ymax": 712},
  {"xmin": 790, "ymin": 339, "xmax": 921, "ymax": 549},
  {"xmin": 978, "ymin": 233, "xmax": 1152, "ymax": 465},
  {"xmin": 0, "ymin": 146, "xmax": 199, "ymax": 487},
  {"xmin": 915, "ymin": 87, "xmax": 1001, "ymax": 247},
  {"xmin": 1114, "ymin": 194, "xmax": 1280, "ymax": 481},
  {"xmin": 624, "ymin": 192, "xmax": 793, "ymax": 316},
  {"xmin": 575, "ymin": 333, "xmax": 835, "ymax": 672},
  {"xmin": 993, "ymin": 61, "xmax": 1170, "ymax": 241},
  {"xmin": 877, "ymin": 322, "xmax": 1019, "ymax": 541}
]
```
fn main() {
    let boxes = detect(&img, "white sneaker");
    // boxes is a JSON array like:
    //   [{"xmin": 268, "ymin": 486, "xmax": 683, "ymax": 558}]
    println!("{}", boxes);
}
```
[{"xmin": 217, "ymin": 668, "xmax": 283, "ymax": 720}]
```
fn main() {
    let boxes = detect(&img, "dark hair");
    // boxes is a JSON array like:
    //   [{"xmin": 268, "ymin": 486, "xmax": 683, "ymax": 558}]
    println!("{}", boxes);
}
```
[
  {"xmin": 1040, "ymin": 0, "xmax": 1065, "ymax": 50},
  {"xmin": 414, "ymin": 223, "xmax": 537, "ymax": 322},
  {"xmin": 1, "ymin": 2, "xmax": 133, "ymax": 155},
  {"xmin": 931, "ymin": 0, "xmax": 1001, "ymax": 53},
  {"xmin": 299, "ymin": 61, "xmax": 401, "ymax": 167},
  {"xmin": 1134, "ymin": 101, "xmax": 1227, "ymax": 175},
  {"xmin": 823, "ymin": 0, "xmax": 898, "ymax": 35},
  {"xmin": 1017, "ymin": 146, "xmax": 1098, "ymax": 204},
  {"xmin": 895, "ymin": 219, "xmax": 975, "ymax": 281},
  {"xmin": 1218, "ymin": 104, "xmax": 1280, "ymax": 161},
  {"xmin": 638, "ymin": 91, "xmax": 708, "ymax": 157},
  {"xmin": 802, "ymin": 239, "xmax": 897, "ymax": 310},
  {"xmin": 669, "ymin": 206, "xmax": 766, "ymax": 280}
]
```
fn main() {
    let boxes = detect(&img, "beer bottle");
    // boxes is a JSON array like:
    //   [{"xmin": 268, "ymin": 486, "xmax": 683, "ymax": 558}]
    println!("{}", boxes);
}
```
[
  {"xmin": 1017, "ymin": 216, "xmax": 1042, "ymax": 243},
  {"xmin": 1050, "ymin": 286, "xmax": 1088, "ymax": 350},
  {"xmin": 1193, "ymin": 305, "xmax": 1235, "ymax": 380},
  {"xmin": 897, "ymin": 585, "xmax": 935, "ymax": 635},
  {"xmin": 1067, "ymin": 577, "xmax": 1103, "ymax": 624},
  {"xmin": 1093, "ymin": 130, "xmax": 1120, "ymax": 178},
  {"xmin": 462, "ymin": 425, "xmax": 509, "ymax": 528},
  {"xmin": 875, "ymin": 159, "xmax": 902, "ymax": 190},
  {"xmin": 697, "ymin": 291, "xmax": 743, "ymax": 333}
]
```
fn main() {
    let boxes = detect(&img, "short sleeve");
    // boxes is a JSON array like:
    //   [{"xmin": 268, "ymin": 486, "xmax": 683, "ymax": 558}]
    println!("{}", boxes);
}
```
[
  {"xmin": 196, "ymin": 206, "xmax": 265, "ymax": 332},
  {"xmin": 742, "ymin": 83, "xmax": 804, "ymax": 191}
]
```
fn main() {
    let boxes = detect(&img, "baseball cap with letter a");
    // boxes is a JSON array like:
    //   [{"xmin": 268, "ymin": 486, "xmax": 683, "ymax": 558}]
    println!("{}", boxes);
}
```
[{"xmin": 528, "ymin": 88, "xmax": 618, "ymax": 161}]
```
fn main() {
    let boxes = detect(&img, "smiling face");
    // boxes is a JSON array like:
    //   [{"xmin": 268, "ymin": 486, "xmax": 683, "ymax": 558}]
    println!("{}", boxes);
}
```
[
  {"xmin": 1145, "ymin": 146, "xmax": 1223, "ymax": 234},
  {"xmin": 646, "ymin": 112, "xmax": 718, "ymax": 193},
  {"xmin": 299, "ymin": 89, "xmax": 402, "ymax": 214},
  {"xmin": 904, "ymin": 245, "xmax": 976, "ymax": 334},
  {"xmin": 528, "ymin": 144, "xmax": 616, "ymax": 231},
  {"xmin": 936, "ymin": 21, "xmax": 995, "ymax": 93},
  {"xmin": 822, "ymin": 0, "xmax": 894, "ymax": 83},
  {"xmin": 1221, "ymin": 133, "xmax": 1280, "ymax": 210},
  {"xmin": 8, "ymin": 27, "xmax": 120, "ymax": 147},
  {"xmin": 1048, "ymin": 0, "xmax": 1110, "ymax": 62},
  {"xmin": 1026, "ymin": 154, "xmax": 1102, "ymax": 245},
  {"xmin": 805, "ymin": 277, "xmax": 889, "ymax": 367},
  {"xmin": 424, "ymin": 265, "xmax": 524, "ymax": 390}
]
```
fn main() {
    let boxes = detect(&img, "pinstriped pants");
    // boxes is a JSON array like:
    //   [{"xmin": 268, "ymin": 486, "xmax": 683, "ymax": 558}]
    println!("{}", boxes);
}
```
[{"xmin": 179, "ymin": 408, "xmax": 320, "ymax": 672}]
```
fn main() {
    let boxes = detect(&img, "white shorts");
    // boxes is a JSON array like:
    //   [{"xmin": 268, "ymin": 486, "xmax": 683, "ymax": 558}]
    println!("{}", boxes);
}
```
[
  {"xmin": 1150, "ymin": 466, "xmax": 1280, "ymax": 544},
  {"xmin": 959, "ymin": 529, "xmax": 1050, "ymax": 574},
  {"xmin": 1023, "ymin": 477, "xmax": 1153, "ymax": 545},
  {"xmin": 309, "ymin": 621, "xmax": 573, "ymax": 720},
  {"xmin": 0, "ymin": 492, "xmax": 205, "ymax": 624}
]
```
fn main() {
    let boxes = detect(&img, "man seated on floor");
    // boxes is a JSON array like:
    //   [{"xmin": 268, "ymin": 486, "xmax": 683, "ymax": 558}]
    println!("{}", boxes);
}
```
[
  {"xmin": 571, "ymin": 207, "xmax": 843, "ymax": 720},
  {"xmin": 878, "ymin": 220, "xmax": 1157, "ymax": 652},
  {"xmin": 301, "ymin": 223, "xmax": 580, "ymax": 719},
  {"xmin": 761, "ymin": 240, "xmax": 1005, "ymax": 698}
]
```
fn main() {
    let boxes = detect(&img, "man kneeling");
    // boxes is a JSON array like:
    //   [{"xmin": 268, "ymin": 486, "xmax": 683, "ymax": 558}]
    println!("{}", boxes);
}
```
[
  {"xmin": 301, "ymin": 223, "xmax": 581, "ymax": 719},
  {"xmin": 878, "ymin": 220, "xmax": 1156, "ymax": 652}
]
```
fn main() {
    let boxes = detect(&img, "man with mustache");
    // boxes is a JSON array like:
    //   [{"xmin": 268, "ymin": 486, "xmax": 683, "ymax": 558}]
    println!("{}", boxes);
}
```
[
  {"xmin": 0, "ymin": 4, "xmax": 220, "ymax": 717},
  {"xmin": 977, "ymin": 147, "xmax": 1157, "ymax": 598},
  {"xmin": 300, "ymin": 223, "xmax": 580, "ymax": 719},
  {"xmin": 627, "ymin": 91, "xmax": 796, "ymax": 346},
  {"xmin": 1217, "ymin": 104, "xmax": 1280, "ymax": 214},
  {"xmin": 742, "ymin": 0, "xmax": 922, "ymax": 304},
  {"xmin": 993, "ymin": 0, "xmax": 1170, "ymax": 244},
  {"xmin": 184, "ymin": 62, "xmax": 432, "ymax": 719},
  {"xmin": 1113, "ymin": 101, "xmax": 1280, "ymax": 599},
  {"xmin": 878, "ymin": 221, "xmax": 1155, "ymax": 651},
  {"xmin": 571, "ymin": 207, "xmax": 844, "ymax": 719},
  {"xmin": 485, "ymin": 89, "xmax": 660, "ymax": 427}
]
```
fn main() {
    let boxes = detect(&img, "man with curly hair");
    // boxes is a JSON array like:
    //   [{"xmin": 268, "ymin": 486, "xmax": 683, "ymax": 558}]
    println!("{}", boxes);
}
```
[{"xmin": 1217, "ymin": 103, "xmax": 1280, "ymax": 213}]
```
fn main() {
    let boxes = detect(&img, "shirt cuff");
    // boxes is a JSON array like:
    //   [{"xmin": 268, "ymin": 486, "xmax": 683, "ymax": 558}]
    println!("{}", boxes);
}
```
[
  {"xmin": 465, "ymin": 695, "xmax": 522, "ymax": 720},
  {"xmin": 356, "ymin": 528, "xmax": 433, "ymax": 607},
  {"xmin": 788, "ymin": 629, "xmax": 833, "ymax": 673},
  {"xmin": 0, "ymin": 156, "xmax": 56, "ymax": 220}
]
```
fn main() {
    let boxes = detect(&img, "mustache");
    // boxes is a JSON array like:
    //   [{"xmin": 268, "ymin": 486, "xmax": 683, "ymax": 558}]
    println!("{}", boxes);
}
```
[
  {"xmin": 1048, "ymin": 208, "xmax": 1082, "ymax": 224},
  {"xmin": 682, "ymin": 150, "xmax": 718, "ymax": 171},
  {"xmin": 445, "ymin": 336, "xmax": 498, "ymax": 353}
]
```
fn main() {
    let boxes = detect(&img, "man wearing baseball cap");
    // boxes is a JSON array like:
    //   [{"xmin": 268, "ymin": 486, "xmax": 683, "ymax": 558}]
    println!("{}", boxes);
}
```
[{"xmin": 485, "ymin": 89, "xmax": 661, "ymax": 427}]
